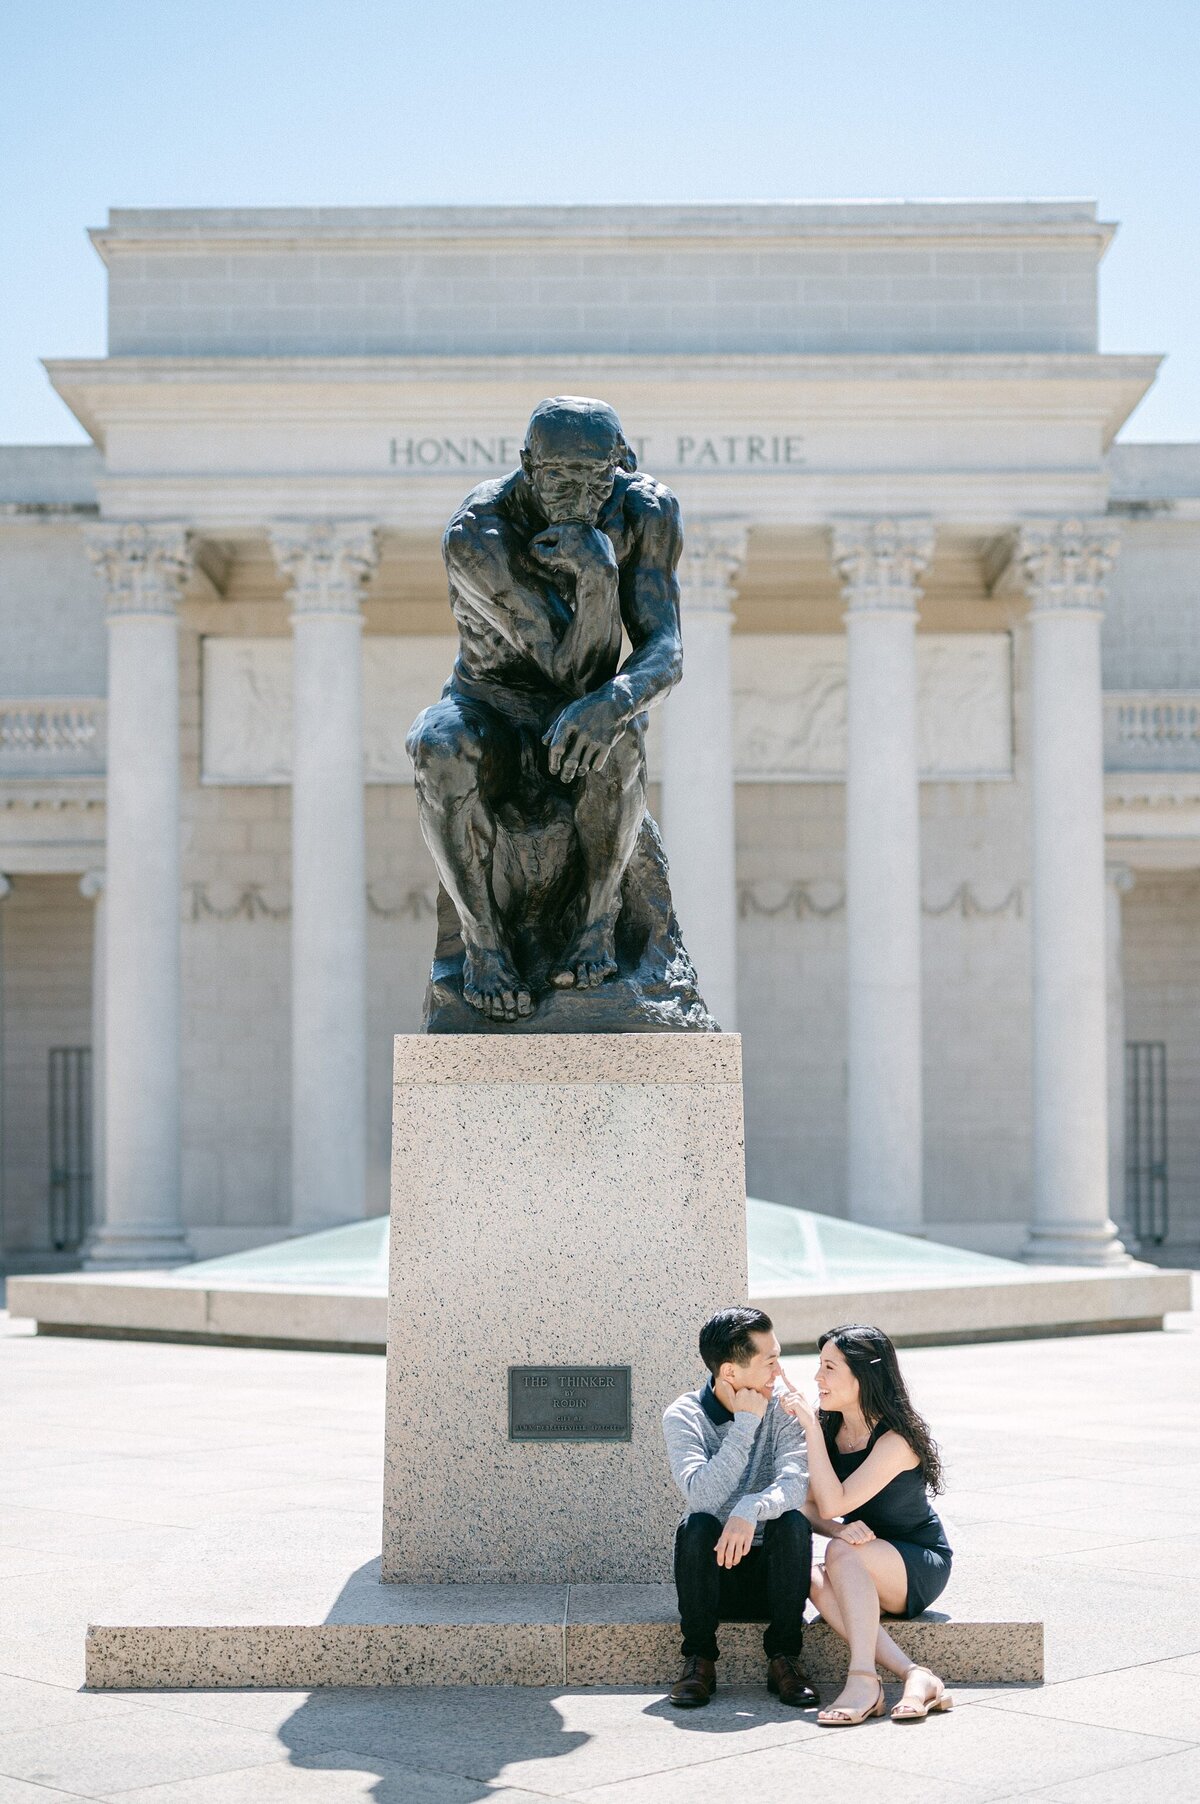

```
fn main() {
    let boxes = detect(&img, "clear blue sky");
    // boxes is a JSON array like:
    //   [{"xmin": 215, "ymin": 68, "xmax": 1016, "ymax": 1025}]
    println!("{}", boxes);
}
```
[{"xmin": 2, "ymin": 0, "xmax": 1198, "ymax": 443}]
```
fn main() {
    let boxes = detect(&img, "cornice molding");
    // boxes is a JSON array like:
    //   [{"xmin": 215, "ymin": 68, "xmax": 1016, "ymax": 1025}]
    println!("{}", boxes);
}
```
[{"xmin": 46, "ymin": 351, "xmax": 1163, "ymax": 388}]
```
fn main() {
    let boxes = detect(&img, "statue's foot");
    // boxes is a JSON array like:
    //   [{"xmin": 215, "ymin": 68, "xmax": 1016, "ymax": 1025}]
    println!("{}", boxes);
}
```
[
  {"xmin": 463, "ymin": 944, "xmax": 533, "ymax": 1022},
  {"xmin": 550, "ymin": 917, "xmax": 619, "ymax": 991}
]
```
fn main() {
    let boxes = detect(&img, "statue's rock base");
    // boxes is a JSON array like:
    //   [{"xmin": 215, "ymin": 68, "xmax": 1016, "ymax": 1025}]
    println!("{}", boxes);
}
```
[
  {"xmin": 424, "ymin": 963, "xmax": 717, "ymax": 1034},
  {"xmin": 383, "ymin": 1033, "xmax": 747, "ymax": 1583},
  {"xmin": 420, "ymin": 811, "xmax": 718, "ymax": 1033}
]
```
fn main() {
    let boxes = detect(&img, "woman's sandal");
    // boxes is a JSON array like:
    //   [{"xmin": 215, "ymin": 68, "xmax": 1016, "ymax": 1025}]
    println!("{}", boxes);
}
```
[
  {"xmin": 817, "ymin": 1669, "xmax": 886, "ymax": 1726},
  {"xmin": 891, "ymin": 1665, "xmax": 954, "ymax": 1722}
]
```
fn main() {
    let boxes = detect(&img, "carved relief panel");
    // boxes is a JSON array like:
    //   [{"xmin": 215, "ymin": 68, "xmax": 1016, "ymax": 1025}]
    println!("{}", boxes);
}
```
[{"xmin": 202, "ymin": 633, "xmax": 1012, "ymax": 785}]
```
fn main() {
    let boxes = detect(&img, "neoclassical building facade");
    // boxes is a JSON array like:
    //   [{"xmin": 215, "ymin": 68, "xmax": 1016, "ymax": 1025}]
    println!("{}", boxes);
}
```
[{"xmin": 1, "ymin": 200, "xmax": 1197, "ymax": 1268}]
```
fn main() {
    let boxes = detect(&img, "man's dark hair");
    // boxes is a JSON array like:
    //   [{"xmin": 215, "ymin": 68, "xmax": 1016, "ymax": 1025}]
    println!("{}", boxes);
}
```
[{"xmin": 698, "ymin": 1307, "xmax": 774, "ymax": 1376}]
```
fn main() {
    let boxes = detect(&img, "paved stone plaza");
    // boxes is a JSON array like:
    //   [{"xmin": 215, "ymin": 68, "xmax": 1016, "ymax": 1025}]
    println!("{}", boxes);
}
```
[{"xmin": 1, "ymin": 1295, "xmax": 1198, "ymax": 1802}]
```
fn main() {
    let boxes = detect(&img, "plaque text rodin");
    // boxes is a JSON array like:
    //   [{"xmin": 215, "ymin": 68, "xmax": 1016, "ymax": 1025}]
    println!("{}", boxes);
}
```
[{"xmin": 508, "ymin": 1365, "xmax": 633, "ymax": 1442}]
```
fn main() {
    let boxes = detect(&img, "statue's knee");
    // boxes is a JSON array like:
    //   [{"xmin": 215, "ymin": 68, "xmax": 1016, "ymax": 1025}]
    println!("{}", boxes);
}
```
[{"xmin": 407, "ymin": 714, "xmax": 481, "ymax": 803}]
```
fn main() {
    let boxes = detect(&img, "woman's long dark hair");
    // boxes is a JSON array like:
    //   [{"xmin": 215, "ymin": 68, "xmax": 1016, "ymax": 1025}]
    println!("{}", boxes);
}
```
[{"xmin": 817, "ymin": 1323, "xmax": 945, "ymax": 1494}]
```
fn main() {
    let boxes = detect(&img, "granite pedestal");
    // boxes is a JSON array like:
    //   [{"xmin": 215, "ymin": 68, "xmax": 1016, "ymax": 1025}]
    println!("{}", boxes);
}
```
[
  {"xmin": 382, "ymin": 1033, "xmax": 747, "ymax": 1583},
  {"xmin": 75, "ymin": 1031, "xmax": 1049, "ymax": 1689}
]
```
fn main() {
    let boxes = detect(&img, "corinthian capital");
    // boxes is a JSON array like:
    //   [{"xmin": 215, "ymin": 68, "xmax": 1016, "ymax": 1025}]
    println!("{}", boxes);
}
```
[
  {"xmin": 676, "ymin": 519, "xmax": 749, "ymax": 618},
  {"xmin": 83, "ymin": 523, "xmax": 192, "ymax": 618},
  {"xmin": 831, "ymin": 518, "xmax": 934, "ymax": 614},
  {"xmin": 270, "ymin": 521, "xmax": 381, "ymax": 618},
  {"xmin": 1016, "ymin": 518, "xmax": 1121, "ymax": 616}
]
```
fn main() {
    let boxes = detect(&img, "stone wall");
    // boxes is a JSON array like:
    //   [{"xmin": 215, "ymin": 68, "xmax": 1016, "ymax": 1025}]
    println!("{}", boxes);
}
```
[
  {"xmin": 1103, "ymin": 517, "xmax": 1200, "ymax": 691},
  {"xmin": 1123, "ymin": 873, "xmax": 1200, "ymax": 1250},
  {"xmin": 0, "ymin": 875, "xmax": 92, "ymax": 1255},
  {"xmin": 176, "ymin": 592, "xmax": 435, "ymax": 1238},
  {"xmin": 98, "ymin": 202, "xmax": 1103, "ymax": 359},
  {"xmin": 736, "ymin": 762, "xmax": 1033, "ymax": 1236},
  {"xmin": 0, "ymin": 522, "xmax": 106, "ymax": 697}
]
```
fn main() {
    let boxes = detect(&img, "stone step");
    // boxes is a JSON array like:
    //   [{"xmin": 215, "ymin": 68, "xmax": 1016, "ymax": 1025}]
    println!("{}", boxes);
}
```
[{"xmin": 85, "ymin": 1581, "xmax": 1042, "ymax": 1690}]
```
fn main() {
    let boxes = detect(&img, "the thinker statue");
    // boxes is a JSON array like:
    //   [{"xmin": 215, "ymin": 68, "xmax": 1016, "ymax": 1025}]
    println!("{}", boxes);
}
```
[{"xmin": 407, "ymin": 395, "xmax": 715, "ymax": 1032}]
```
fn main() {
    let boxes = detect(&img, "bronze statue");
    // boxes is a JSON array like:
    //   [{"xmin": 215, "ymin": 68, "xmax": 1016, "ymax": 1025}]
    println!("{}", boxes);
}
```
[{"xmin": 407, "ymin": 396, "xmax": 715, "ymax": 1032}]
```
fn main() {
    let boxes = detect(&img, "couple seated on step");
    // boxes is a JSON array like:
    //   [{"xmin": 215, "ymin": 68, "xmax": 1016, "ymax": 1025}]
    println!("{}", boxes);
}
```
[{"xmin": 662, "ymin": 1309, "xmax": 954, "ymax": 1726}]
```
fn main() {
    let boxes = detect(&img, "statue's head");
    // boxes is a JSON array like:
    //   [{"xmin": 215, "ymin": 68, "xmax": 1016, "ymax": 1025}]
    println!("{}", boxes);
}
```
[{"xmin": 520, "ymin": 396, "xmax": 636, "ymax": 525}]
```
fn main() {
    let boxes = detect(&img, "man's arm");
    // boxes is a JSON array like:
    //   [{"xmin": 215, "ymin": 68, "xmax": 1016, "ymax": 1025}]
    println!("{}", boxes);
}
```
[
  {"xmin": 662, "ymin": 1398, "xmax": 760, "ymax": 1517},
  {"xmin": 609, "ymin": 486, "xmax": 683, "ymax": 722},
  {"xmin": 731, "ymin": 1406, "xmax": 809, "ymax": 1526},
  {"xmin": 539, "ymin": 486, "xmax": 683, "ymax": 781},
  {"xmin": 443, "ymin": 506, "xmax": 567, "ymax": 685}
]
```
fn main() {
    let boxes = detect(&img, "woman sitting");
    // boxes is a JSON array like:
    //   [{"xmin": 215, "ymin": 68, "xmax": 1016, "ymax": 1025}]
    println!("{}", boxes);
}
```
[{"xmin": 780, "ymin": 1322, "xmax": 954, "ymax": 1726}]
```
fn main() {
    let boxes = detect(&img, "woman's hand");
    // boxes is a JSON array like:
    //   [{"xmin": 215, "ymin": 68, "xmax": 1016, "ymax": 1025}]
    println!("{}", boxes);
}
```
[
  {"xmin": 834, "ymin": 1520, "xmax": 876, "ymax": 1545},
  {"xmin": 777, "ymin": 1377, "xmax": 818, "ymax": 1433}
]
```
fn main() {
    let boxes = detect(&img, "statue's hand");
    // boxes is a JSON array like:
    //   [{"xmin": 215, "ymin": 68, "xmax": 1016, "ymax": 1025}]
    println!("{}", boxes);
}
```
[
  {"xmin": 528, "ymin": 523, "xmax": 617, "ymax": 578},
  {"xmin": 543, "ymin": 692, "xmax": 627, "ymax": 784}
]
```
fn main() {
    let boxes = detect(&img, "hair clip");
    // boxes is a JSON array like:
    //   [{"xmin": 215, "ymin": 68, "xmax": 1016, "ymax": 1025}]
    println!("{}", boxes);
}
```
[{"xmin": 869, "ymin": 1357, "xmax": 882, "ymax": 1364}]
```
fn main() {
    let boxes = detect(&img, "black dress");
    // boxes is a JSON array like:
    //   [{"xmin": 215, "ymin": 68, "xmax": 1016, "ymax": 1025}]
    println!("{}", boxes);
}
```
[{"xmin": 827, "ymin": 1421, "xmax": 953, "ymax": 1618}]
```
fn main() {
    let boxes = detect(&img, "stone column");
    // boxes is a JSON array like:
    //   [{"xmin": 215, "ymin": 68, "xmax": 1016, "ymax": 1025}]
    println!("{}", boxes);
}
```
[
  {"xmin": 81, "ymin": 523, "xmax": 192, "ymax": 1267},
  {"xmin": 832, "ymin": 518, "xmax": 934, "ymax": 1235},
  {"xmin": 660, "ymin": 519, "xmax": 748, "ymax": 1030},
  {"xmin": 1020, "ymin": 519, "xmax": 1128, "ymax": 1264},
  {"xmin": 1106, "ymin": 862, "xmax": 1137, "ymax": 1252},
  {"xmin": 80, "ymin": 869, "xmax": 106, "ymax": 1243},
  {"xmin": 271, "ymin": 522, "xmax": 379, "ymax": 1231}
]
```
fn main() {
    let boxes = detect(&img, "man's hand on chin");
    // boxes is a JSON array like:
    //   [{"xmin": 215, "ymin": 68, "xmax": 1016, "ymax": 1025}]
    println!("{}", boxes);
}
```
[
  {"xmin": 715, "ymin": 1515, "xmax": 755, "ymax": 1569},
  {"xmin": 528, "ymin": 522, "xmax": 616, "ymax": 577},
  {"xmin": 730, "ymin": 1385, "xmax": 770, "ymax": 1420}
]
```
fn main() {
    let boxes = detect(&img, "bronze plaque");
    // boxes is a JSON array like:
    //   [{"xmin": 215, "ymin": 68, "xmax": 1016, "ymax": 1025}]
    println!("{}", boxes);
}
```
[{"xmin": 508, "ymin": 1365, "xmax": 632, "ymax": 1442}]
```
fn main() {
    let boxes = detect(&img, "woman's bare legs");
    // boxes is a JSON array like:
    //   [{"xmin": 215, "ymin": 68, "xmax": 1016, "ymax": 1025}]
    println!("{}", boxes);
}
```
[
  {"xmin": 814, "ymin": 1538, "xmax": 944, "ymax": 1714},
  {"xmin": 808, "ymin": 1564, "xmax": 911, "ymax": 1677}
]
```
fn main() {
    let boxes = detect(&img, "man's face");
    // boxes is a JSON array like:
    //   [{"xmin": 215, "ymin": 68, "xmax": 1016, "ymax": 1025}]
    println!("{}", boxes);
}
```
[
  {"xmin": 721, "ymin": 1329, "xmax": 783, "ymax": 1396},
  {"xmin": 524, "ymin": 451, "xmax": 619, "ymax": 525}
]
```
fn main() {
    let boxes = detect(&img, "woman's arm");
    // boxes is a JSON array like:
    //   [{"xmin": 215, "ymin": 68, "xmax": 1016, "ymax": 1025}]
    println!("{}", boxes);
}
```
[
  {"xmin": 782, "ymin": 1390, "xmax": 919, "ymax": 1518},
  {"xmin": 801, "ymin": 1498, "xmax": 845, "ymax": 1537}
]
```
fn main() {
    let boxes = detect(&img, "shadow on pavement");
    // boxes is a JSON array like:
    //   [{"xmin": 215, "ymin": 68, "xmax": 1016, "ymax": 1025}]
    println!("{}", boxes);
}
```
[
  {"xmin": 278, "ymin": 1687, "xmax": 588, "ymax": 1800},
  {"xmin": 272, "ymin": 1559, "xmax": 587, "ymax": 1800}
]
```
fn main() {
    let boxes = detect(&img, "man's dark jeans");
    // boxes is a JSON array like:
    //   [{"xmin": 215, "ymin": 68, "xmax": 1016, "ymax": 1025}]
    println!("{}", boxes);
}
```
[{"xmin": 674, "ymin": 1510, "xmax": 813, "ymax": 1662}]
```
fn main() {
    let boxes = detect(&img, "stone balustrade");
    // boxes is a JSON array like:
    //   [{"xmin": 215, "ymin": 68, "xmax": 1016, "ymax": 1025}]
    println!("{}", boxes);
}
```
[
  {"xmin": 1104, "ymin": 690, "xmax": 1200, "ymax": 768},
  {"xmin": 0, "ymin": 698, "xmax": 106, "ymax": 777}
]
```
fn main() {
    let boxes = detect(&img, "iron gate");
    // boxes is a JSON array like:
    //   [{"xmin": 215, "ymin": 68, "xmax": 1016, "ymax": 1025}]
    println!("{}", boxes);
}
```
[
  {"xmin": 1126, "ymin": 1040, "xmax": 1168, "ymax": 1246},
  {"xmin": 48, "ymin": 1046, "xmax": 91, "ymax": 1253}
]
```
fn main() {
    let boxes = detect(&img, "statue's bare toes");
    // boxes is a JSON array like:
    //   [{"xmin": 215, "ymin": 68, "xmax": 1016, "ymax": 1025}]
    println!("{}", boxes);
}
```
[
  {"xmin": 550, "ymin": 967, "xmax": 576, "ymax": 989},
  {"xmin": 517, "ymin": 991, "xmax": 533, "ymax": 1016},
  {"xmin": 464, "ymin": 947, "xmax": 526, "ymax": 1020}
]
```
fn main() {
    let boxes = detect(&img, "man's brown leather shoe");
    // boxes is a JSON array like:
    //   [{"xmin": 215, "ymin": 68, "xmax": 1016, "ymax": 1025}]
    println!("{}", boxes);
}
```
[
  {"xmin": 669, "ymin": 1656, "xmax": 716, "ymax": 1708},
  {"xmin": 767, "ymin": 1654, "xmax": 819, "ymax": 1708}
]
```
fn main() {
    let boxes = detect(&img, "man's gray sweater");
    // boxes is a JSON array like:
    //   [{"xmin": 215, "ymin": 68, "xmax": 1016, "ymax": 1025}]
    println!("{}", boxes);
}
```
[{"xmin": 662, "ymin": 1377, "xmax": 809, "ymax": 1543}]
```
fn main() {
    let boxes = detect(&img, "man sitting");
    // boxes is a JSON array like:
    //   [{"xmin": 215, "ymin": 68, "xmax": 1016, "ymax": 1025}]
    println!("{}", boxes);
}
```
[{"xmin": 662, "ymin": 1306, "xmax": 817, "ymax": 1709}]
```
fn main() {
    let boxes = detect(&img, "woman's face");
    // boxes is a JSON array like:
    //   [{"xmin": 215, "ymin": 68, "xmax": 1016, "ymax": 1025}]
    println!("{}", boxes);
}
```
[{"xmin": 814, "ymin": 1340, "xmax": 860, "ymax": 1415}]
